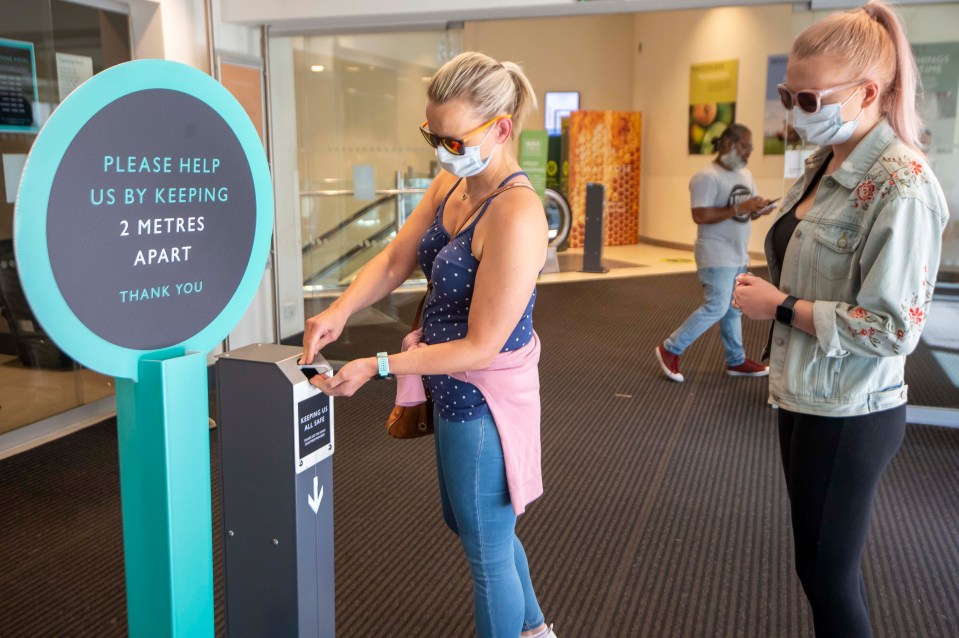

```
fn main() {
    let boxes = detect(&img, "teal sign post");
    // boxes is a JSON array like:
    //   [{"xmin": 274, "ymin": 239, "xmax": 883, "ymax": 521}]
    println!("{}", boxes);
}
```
[{"xmin": 14, "ymin": 60, "xmax": 274, "ymax": 636}]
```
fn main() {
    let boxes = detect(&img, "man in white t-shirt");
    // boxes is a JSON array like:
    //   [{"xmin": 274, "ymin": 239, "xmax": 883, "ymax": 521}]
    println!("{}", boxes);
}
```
[{"xmin": 655, "ymin": 124, "xmax": 774, "ymax": 382}]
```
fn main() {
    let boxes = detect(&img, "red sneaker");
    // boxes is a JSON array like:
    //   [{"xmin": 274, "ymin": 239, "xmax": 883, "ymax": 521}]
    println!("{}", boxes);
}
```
[
  {"xmin": 655, "ymin": 344, "xmax": 684, "ymax": 382},
  {"xmin": 726, "ymin": 358, "xmax": 769, "ymax": 377}
]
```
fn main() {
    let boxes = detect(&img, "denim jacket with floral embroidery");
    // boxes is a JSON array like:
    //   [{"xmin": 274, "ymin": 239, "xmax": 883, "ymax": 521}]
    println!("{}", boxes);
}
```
[{"xmin": 764, "ymin": 120, "xmax": 949, "ymax": 417}]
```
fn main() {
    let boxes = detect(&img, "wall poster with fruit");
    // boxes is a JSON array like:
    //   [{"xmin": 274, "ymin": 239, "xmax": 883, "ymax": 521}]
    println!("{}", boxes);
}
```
[
  {"xmin": 689, "ymin": 59, "xmax": 738, "ymax": 155},
  {"xmin": 763, "ymin": 54, "xmax": 791, "ymax": 155}
]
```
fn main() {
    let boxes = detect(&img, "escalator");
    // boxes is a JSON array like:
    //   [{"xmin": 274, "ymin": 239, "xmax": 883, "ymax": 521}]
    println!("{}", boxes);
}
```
[
  {"xmin": 302, "ymin": 186, "xmax": 571, "ymax": 291},
  {"xmin": 302, "ymin": 195, "xmax": 401, "ymax": 288}
]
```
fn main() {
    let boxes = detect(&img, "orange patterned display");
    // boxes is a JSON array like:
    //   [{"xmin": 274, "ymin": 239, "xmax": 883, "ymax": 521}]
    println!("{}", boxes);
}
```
[{"xmin": 567, "ymin": 111, "xmax": 642, "ymax": 248}]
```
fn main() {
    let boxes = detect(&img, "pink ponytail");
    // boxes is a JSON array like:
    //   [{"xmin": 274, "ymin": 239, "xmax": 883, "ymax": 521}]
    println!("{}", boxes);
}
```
[{"xmin": 863, "ymin": 0, "xmax": 923, "ymax": 151}]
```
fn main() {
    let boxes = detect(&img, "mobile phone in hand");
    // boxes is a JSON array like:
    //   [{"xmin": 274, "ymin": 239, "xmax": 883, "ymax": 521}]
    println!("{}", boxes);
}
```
[{"xmin": 756, "ymin": 197, "xmax": 781, "ymax": 217}]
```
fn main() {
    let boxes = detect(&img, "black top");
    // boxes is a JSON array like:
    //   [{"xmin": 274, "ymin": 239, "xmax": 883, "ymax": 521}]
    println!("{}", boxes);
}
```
[
  {"xmin": 771, "ymin": 207, "xmax": 800, "ymax": 267},
  {"xmin": 771, "ymin": 157, "xmax": 831, "ymax": 272}
]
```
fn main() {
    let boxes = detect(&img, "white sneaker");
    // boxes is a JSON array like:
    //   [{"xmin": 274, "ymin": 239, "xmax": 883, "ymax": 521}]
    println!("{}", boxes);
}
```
[{"xmin": 523, "ymin": 624, "xmax": 557, "ymax": 638}]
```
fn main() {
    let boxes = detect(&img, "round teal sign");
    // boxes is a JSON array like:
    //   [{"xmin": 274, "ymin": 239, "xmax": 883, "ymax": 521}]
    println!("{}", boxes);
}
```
[{"xmin": 14, "ymin": 60, "xmax": 273, "ymax": 380}]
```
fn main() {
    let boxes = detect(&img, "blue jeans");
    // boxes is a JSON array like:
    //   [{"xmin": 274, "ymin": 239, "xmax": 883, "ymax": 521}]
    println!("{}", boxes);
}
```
[
  {"xmin": 664, "ymin": 265, "xmax": 746, "ymax": 366},
  {"xmin": 434, "ymin": 411, "xmax": 545, "ymax": 638}
]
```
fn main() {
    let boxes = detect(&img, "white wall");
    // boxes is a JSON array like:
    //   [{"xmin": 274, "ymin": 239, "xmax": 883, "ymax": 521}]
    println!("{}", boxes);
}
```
[
  {"xmin": 458, "ymin": 6, "xmax": 787, "ymax": 255},
  {"xmin": 633, "ymin": 2, "xmax": 959, "ymax": 255},
  {"xmin": 633, "ymin": 4, "xmax": 794, "ymax": 255},
  {"xmin": 463, "ymin": 15, "xmax": 635, "ymax": 135}
]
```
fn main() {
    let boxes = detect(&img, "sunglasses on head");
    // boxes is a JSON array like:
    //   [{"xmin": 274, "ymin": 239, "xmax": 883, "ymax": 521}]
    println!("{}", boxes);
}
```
[
  {"xmin": 419, "ymin": 114, "xmax": 511, "ymax": 155},
  {"xmin": 777, "ymin": 79, "xmax": 866, "ymax": 114}
]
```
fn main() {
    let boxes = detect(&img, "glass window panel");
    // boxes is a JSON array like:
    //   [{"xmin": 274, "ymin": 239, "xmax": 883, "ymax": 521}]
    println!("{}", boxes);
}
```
[
  {"xmin": 281, "ymin": 28, "xmax": 461, "ymax": 291},
  {"xmin": 0, "ymin": 0, "xmax": 130, "ymax": 435}
]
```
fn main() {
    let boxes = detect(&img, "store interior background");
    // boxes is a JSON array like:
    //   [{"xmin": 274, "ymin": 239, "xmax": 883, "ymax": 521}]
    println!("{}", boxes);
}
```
[
  {"xmin": 0, "ymin": 0, "xmax": 956, "ymax": 450},
  {"xmin": 269, "ymin": 1, "xmax": 959, "ymax": 339}
]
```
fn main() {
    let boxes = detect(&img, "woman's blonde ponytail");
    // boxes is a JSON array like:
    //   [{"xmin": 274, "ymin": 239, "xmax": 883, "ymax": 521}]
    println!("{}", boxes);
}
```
[{"xmin": 428, "ymin": 52, "xmax": 538, "ymax": 140}]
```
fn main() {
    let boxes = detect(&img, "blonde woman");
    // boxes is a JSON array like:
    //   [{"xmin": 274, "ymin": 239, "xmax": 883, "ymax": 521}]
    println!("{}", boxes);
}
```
[
  {"xmin": 734, "ymin": 2, "xmax": 948, "ymax": 636},
  {"xmin": 302, "ymin": 52, "xmax": 557, "ymax": 638}
]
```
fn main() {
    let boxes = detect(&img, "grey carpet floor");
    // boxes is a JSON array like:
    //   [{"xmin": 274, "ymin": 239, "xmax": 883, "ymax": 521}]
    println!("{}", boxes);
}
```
[{"xmin": 1, "ymin": 271, "xmax": 957, "ymax": 637}]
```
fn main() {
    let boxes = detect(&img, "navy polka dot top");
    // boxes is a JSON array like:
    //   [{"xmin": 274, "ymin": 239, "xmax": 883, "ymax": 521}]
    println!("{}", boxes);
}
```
[{"xmin": 417, "ymin": 171, "xmax": 536, "ymax": 422}]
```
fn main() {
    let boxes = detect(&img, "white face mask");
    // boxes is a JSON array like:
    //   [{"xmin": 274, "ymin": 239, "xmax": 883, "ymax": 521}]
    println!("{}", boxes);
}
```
[
  {"xmin": 791, "ymin": 87, "xmax": 864, "ymax": 147},
  {"xmin": 435, "ymin": 127, "xmax": 496, "ymax": 178},
  {"xmin": 720, "ymin": 149, "xmax": 746, "ymax": 171}
]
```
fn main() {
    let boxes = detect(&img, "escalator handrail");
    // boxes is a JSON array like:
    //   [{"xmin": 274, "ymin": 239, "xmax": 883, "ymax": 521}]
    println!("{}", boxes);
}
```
[
  {"xmin": 301, "ymin": 188, "xmax": 428, "ymax": 197},
  {"xmin": 302, "ymin": 194, "xmax": 396, "ymax": 254},
  {"xmin": 304, "ymin": 222, "xmax": 399, "ymax": 286},
  {"xmin": 300, "ymin": 187, "xmax": 430, "ymax": 254},
  {"xmin": 302, "ymin": 187, "xmax": 572, "ymax": 287}
]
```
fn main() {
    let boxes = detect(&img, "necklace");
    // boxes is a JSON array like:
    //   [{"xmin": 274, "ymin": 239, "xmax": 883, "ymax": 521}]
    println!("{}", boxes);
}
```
[{"xmin": 461, "ymin": 168, "xmax": 513, "ymax": 201}]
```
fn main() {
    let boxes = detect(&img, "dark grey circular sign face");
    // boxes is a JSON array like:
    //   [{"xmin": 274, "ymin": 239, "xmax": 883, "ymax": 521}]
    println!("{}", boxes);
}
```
[{"xmin": 47, "ymin": 89, "xmax": 256, "ymax": 350}]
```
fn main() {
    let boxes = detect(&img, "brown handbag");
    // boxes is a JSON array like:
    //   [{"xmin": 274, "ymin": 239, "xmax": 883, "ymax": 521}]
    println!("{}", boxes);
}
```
[
  {"xmin": 385, "ymin": 180, "xmax": 535, "ymax": 439},
  {"xmin": 385, "ymin": 292, "xmax": 434, "ymax": 438}
]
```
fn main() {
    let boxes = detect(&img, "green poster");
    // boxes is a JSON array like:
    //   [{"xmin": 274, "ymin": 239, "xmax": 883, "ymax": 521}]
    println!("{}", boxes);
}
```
[
  {"xmin": 519, "ymin": 130, "xmax": 549, "ymax": 198},
  {"xmin": 689, "ymin": 59, "xmax": 738, "ymax": 155},
  {"xmin": 912, "ymin": 42, "xmax": 959, "ymax": 155}
]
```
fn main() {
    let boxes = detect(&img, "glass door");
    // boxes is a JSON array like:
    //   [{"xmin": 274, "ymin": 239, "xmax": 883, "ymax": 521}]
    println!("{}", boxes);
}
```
[
  {"xmin": 0, "ymin": 0, "xmax": 130, "ymax": 436},
  {"xmin": 278, "ymin": 28, "xmax": 462, "ymax": 291}
]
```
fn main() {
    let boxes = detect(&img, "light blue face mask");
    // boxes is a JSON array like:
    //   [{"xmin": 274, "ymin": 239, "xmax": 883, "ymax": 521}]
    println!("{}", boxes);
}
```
[
  {"xmin": 435, "ymin": 127, "xmax": 496, "ymax": 178},
  {"xmin": 791, "ymin": 86, "xmax": 864, "ymax": 147}
]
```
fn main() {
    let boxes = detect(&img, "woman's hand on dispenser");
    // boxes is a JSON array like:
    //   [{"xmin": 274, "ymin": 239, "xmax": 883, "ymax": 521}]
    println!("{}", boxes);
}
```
[
  {"xmin": 302, "ymin": 306, "xmax": 349, "ymax": 365},
  {"xmin": 311, "ymin": 357, "xmax": 376, "ymax": 396}
]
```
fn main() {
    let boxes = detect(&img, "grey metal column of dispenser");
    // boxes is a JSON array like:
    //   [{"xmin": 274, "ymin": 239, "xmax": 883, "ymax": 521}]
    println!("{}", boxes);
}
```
[{"xmin": 216, "ymin": 344, "xmax": 335, "ymax": 638}]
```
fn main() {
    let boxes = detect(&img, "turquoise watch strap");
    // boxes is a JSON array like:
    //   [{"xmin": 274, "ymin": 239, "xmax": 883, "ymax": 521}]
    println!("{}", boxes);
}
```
[{"xmin": 376, "ymin": 351, "xmax": 390, "ymax": 378}]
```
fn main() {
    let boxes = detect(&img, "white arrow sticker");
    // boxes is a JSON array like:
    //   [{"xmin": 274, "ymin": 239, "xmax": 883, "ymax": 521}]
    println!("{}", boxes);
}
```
[{"xmin": 307, "ymin": 475, "xmax": 323, "ymax": 514}]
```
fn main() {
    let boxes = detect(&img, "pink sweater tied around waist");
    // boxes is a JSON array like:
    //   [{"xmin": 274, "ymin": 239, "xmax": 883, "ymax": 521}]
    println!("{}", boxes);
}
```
[{"xmin": 395, "ymin": 329, "xmax": 543, "ymax": 515}]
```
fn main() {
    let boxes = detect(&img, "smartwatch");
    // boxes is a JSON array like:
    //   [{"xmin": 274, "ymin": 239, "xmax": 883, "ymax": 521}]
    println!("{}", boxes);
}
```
[
  {"xmin": 776, "ymin": 295, "xmax": 799, "ymax": 325},
  {"xmin": 375, "ymin": 351, "xmax": 391, "ymax": 379}
]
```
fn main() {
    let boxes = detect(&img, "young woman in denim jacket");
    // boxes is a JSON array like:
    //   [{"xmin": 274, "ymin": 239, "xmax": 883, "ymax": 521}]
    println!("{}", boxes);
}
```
[{"xmin": 734, "ymin": 2, "xmax": 949, "ymax": 636}]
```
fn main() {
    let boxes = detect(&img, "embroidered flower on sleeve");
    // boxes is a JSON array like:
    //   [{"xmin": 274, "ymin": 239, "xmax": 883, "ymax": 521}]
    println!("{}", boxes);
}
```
[
  {"xmin": 846, "ymin": 269, "xmax": 935, "ymax": 354},
  {"xmin": 907, "ymin": 160, "xmax": 923, "ymax": 176},
  {"xmin": 848, "ymin": 306, "xmax": 868, "ymax": 319}
]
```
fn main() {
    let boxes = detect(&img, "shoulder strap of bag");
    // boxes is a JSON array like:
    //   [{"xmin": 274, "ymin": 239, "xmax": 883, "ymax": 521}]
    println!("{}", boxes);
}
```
[
  {"xmin": 411, "ymin": 286, "xmax": 429, "ymax": 330},
  {"xmin": 451, "ymin": 181, "xmax": 536, "ymax": 237}
]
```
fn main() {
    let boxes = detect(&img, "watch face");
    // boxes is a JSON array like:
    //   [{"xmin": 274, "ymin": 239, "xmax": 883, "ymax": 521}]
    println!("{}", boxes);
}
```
[
  {"xmin": 776, "ymin": 304, "xmax": 794, "ymax": 324},
  {"xmin": 377, "ymin": 353, "xmax": 390, "ymax": 377}
]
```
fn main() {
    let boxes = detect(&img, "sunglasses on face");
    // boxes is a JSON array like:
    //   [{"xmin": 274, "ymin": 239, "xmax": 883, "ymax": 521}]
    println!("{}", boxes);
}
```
[
  {"xmin": 777, "ymin": 79, "xmax": 866, "ymax": 114},
  {"xmin": 419, "ymin": 114, "xmax": 511, "ymax": 155}
]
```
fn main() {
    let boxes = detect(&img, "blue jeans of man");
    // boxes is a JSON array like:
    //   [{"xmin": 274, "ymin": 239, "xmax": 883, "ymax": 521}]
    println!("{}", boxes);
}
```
[
  {"xmin": 664, "ymin": 265, "xmax": 746, "ymax": 366},
  {"xmin": 434, "ymin": 411, "xmax": 545, "ymax": 638}
]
